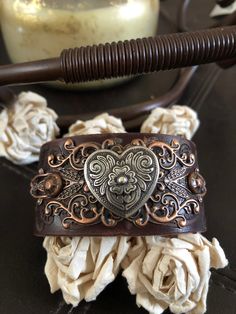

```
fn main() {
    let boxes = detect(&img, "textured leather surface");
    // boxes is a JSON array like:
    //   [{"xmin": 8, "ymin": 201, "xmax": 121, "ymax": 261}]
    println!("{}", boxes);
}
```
[
  {"xmin": 0, "ymin": 1, "xmax": 236, "ymax": 313},
  {"xmin": 33, "ymin": 133, "xmax": 206, "ymax": 237}
]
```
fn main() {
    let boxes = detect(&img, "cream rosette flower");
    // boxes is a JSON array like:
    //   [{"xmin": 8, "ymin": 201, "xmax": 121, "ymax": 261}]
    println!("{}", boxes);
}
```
[
  {"xmin": 141, "ymin": 105, "xmax": 200, "ymax": 140},
  {"xmin": 65, "ymin": 113, "xmax": 126, "ymax": 136},
  {"xmin": 41, "ymin": 105, "xmax": 228, "ymax": 313},
  {"xmin": 0, "ymin": 91, "xmax": 59, "ymax": 165},
  {"xmin": 42, "ymin": 114, "xmax": 127, "ymax": 306},
  {"xmin": 43, "ymin": 236, "xmax": 130, "ymax": 306},
  {"xmin": 122, "ymin": 234, "xmax": 228, "ymax": 314}
]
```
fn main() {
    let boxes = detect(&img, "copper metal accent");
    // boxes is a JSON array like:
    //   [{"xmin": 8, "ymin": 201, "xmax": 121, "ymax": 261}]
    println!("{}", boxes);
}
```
[
  {"xmin": 31, "ymin": 171, "xmax": 63, "ymax": 199},
  {"xmin": 0, "ymin": 26, "xmax": 236, "ymax": 86},
  {"xmin": 188, "ymin": 169, "xmax": 207, "ymax": 196},
  {"xmin": 43, "ymin": 173, "xmax": 63, "ymax": 197},
  {"xmin": 31, "ymin": 134, "xmax": 206, "ymax": 236}
]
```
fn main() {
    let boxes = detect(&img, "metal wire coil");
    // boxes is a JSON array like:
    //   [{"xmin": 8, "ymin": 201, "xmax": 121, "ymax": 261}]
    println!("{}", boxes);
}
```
[{"xmin": 61, "ymin": 26, "xmax": 236, "ymax": 83}]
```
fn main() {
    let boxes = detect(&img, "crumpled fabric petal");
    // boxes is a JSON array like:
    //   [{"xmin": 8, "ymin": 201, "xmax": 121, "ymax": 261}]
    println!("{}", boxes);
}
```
[
  {"xmin": 43, "ymin": 236, "xmax": 131, "ymax": 306},
  {"xmin": 0, "ymin": 91, "xmax": 59, "ymax": 164},
  {"xmin": 43, "ymin": 114, "xmax": 127, "ymax": 306},
  {"xmin": 121, "ymin": 234, "xmax": 228, "ymax": 314},
  {"xmin": 41, "ymin": 105, "xmax": 227, "ymax": 314},
  {"xmin": 210, "ymin": 1, "xmax": 236, "ymax": 17},
  {"xmin": 141, "ymin": 105, "xmax": 199, "ymax": 140},
  {"xmin": 64, "ymin": 113, "xmax": 126, "ymax": 137}
]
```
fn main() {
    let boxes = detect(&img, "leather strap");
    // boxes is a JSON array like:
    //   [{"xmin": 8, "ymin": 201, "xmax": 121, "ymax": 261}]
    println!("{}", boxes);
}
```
[{"xmin": 31, "ymin": 133, "xmax": 207, "ymax": 236}]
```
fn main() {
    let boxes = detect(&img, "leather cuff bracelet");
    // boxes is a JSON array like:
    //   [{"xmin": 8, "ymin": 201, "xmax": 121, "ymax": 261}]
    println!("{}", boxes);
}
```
[{"xmin": 30, "ymin": 133, "xmax": 207, "ymax": 236}]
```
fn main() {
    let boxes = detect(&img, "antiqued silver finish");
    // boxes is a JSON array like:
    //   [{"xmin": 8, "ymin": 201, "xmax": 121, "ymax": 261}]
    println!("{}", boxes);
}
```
[
  {"xmin": 31, "ymin": 135, "xmax": 206, "ymax": 232},
  {"xmin": 84, "ymin": 146, "xmax": 160, "ymax": 218}
]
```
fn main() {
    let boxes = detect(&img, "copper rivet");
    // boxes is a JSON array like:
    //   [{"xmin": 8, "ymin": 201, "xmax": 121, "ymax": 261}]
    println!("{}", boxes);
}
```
[
  {"xmin": 44, "ymin": 173, "xmax": 63, "ymax": 197},
  {"xmin": 84, "ymin": 184, "xmax": 89, "ymax": 192},
  {"xmin": 179, "ymin": 220, "xmax": 186, "ymax": 227},
  {"xmin": 45, "ymin": 180, "xmax": 53, "ymax": 190},
  {"xmin": 188, "ymin": 171, "xmax": 206, "ymax": 195}
]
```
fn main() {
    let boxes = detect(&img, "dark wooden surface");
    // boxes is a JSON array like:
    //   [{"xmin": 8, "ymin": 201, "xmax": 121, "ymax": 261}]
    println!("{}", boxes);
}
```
[{"xmin": 0, "ymin": 1, "xmax": 236, "ymax": 313}]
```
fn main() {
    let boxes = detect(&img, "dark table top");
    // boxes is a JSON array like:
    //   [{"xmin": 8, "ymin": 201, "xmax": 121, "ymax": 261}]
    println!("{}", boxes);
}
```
[{"xmin": 0, "ymin": 1, "xmax": 236, "ymax": 313}]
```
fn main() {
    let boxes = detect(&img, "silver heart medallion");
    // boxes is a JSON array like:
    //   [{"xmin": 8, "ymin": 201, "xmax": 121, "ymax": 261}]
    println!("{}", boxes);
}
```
[{"xmin": 84, "ymin": 146, "xmax": 159, "ymax": 218}]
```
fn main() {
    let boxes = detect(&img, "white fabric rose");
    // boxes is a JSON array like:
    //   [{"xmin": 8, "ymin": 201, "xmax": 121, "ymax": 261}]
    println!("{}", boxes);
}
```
[
  {"xmin": 141, "ymin": 105, "xmax": 200, "ymax": 140},
  {"xmin": 43, "ymin": 236, "xmax": 131, "ymax": 306},
  {"xmin": 210, "ymin": 1, "xmax": 236, "ymax": 17},
  {"xmin": 0, "ymin": 91, "xmax": 59, "ymax": 165},
  {"xmin": 42, "ymin": 106, "xmax": 228, "ymax": 314},
  {"xmin": 65, "ymin": 113, "xmax": 126, "ymax": 137},
  {"xmin": 122, "ymin": 234, "xmax": 228, "ymax": 314},
  {"xmin": 43, "ymin": 113, "xmax": 127, "ymax": 306},
  {"xmin": 0, "ymin": 109, "xmax": 9, "ymax": 157}
]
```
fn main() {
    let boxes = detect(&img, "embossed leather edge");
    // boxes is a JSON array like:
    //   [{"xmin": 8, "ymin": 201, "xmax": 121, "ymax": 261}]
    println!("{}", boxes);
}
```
[{"xmin": 30, "ymin": 133, "xmax": 207, "ymax": 236}]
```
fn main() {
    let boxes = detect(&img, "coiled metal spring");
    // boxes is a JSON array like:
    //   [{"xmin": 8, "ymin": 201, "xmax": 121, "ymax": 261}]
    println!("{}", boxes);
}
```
[{"xmin": 61, "ymin": 26, "xmax": 236, "ymax": 83}]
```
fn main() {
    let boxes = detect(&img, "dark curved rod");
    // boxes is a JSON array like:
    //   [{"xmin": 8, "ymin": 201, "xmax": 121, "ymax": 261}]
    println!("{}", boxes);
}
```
[
  {"xmin": 177, "ymin": 0, "xmax": 191, "ymax": 32},
  {"xmin": 0, "ymin": 26, "xmax": 235, "ymax": 87},
  {"xmin": 57, "ymin": 67, "xmax": 197, "ymax": 133},
  {"xmin": 0, "ymin": 67, "xmax": 197, "ymax": 131},
  {"xmin": 217, "ymin": 0, "xmax": 235, "ymax": 7}
]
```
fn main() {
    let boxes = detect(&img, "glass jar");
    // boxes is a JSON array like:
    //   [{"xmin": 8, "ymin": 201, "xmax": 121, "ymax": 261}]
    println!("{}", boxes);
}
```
[{"xmin": 1, "ymin": 0, "xmax": 160, "ymax": 88}]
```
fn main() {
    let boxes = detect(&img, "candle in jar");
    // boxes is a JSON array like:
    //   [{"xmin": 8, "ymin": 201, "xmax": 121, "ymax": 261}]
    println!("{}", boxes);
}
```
[{"xmin": 1, "ymin": 0, "xmax": 160, "ymax": 88}]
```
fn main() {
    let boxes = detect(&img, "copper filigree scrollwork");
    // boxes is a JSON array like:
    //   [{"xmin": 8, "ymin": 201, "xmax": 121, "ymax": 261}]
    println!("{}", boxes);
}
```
[{"xmin": 30, "ymin": 135, "xmax": 206, "ymax": 234}]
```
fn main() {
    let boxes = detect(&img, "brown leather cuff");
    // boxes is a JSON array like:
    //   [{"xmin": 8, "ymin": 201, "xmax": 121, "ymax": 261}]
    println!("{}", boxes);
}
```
[{"xmin": 30, "ymin": 133, "xmax": 207, "ymax": 236}]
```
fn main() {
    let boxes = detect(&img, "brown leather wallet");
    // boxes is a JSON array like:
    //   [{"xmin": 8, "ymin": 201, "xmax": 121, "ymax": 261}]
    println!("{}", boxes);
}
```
[{"xmin": 30, "ymin": 133, "xmax": 207, "ymax": 236}]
